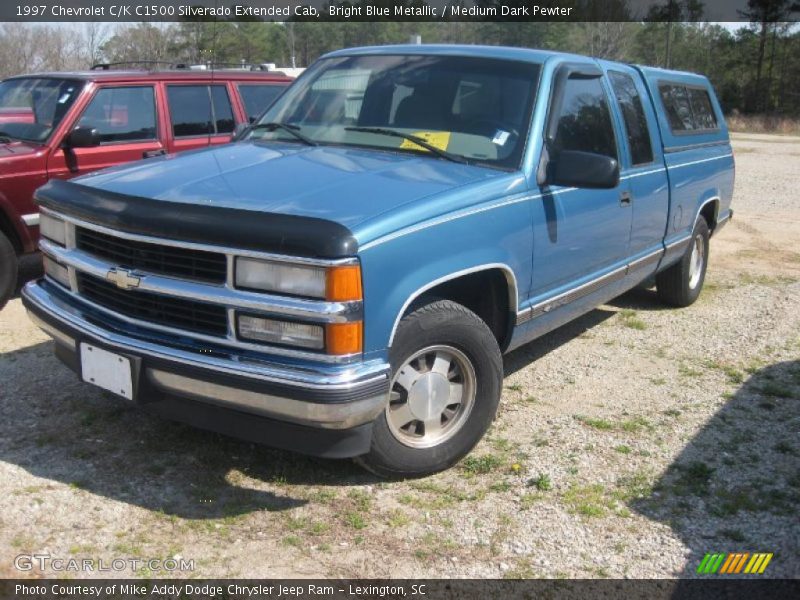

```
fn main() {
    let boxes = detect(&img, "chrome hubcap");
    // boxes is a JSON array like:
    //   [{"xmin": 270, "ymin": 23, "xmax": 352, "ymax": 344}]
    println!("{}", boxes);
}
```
[
  {"xmin": 688, "ymin": 234, "xmax": 705, "ymax": 290},
  {"xmin": 386, "ymin": 345, "xmax": 476, "ymax": 449}
]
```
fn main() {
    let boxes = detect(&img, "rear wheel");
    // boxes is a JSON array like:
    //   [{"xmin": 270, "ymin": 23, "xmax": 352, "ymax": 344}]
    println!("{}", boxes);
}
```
[
  {"xmin": 358, "ymin": 300, "xmax": 502, "ymax": 478},
  {"xmin": 0, "ymin": 230, "xmax": 17, "ymax": 311},
  {"xmin": 656, "ymin": 217, "xmax": 709, "ymax": 307}
]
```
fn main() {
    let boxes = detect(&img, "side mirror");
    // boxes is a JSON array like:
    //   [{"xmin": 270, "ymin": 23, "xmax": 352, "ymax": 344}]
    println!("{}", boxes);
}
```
[
  {"xmin": 64, "ymin": 126, "xmax": 100, "ymax": 149},
  {"xmin": 232, "ymin": 122, "xmax": 249, "ymax": 141},
  {"xmin": 550, "ymin": 150, "xmax": 620, "ymax": 189}
]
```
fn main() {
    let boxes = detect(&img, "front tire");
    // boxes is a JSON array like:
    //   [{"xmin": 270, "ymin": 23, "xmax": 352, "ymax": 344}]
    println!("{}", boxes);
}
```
[
  {"xmin": 0, "ymin": 230, "xmax": 17, "ymax": 311},
  {"xmin": 358, "ymin": 300, "xmax": 502, "ymax": 478},
  {"xmin": 656, "ymin": 217, "xmax": 709, "ymax": 307}
]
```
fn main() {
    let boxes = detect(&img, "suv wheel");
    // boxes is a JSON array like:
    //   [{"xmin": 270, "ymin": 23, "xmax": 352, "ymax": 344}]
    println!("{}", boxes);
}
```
[
  {"xmin": 358, "ymin": 300, "xmax": 502, "ymax": 478},
  {"xmin": 656, "ymin": 217, "xmax": 709, "ymax": 307},
  {"xmin": 0, "ymin": 230, "xmax": 17, "ymax": 311}
]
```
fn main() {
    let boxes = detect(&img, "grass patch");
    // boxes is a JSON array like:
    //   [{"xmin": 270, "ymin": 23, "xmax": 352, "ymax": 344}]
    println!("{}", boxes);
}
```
[
  {"xmin": 670, "ymin": 461, "xmax": 715, "ymax": 496},
  {"xmin": 614, "ymin": 445, "xmax": 632, "ymax": 455},
  {"xmin": 343, "ymin": 511, "xmax": 368, "ymax": 530},
  {"xmin": 574, "ymin": 415, "xmax": 614, "ymax": 431},
  {"xmin": 528, "ymin": 473, "xmax": 552, "ymax": 491},
  {"xmin": 618, "ymin": 309, "xmax": 647, "ymax": 330},
  {"xmin": 461, "ymin": 453, "xmax": 505, "ymax": 476}
]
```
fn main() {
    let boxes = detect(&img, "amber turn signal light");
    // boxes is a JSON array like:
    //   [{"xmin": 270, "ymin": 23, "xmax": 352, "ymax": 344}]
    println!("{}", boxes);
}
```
[
  {"xmin": 326, "ymin": 322, "xmax": 363, "ymax": 355},
  {"xmin": 326, "ymin": 265, "xmax": 362, "ymax": 302}
]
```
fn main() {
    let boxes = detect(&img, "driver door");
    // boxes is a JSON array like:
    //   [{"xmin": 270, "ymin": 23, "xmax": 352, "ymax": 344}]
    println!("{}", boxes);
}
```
[
  {"xmin": 47, "ymin": 85, "xmax": 164, "ymax": 181},
  {"xmin": 528, "ymin": 66, "xmax": 633, "ymax": 305}
]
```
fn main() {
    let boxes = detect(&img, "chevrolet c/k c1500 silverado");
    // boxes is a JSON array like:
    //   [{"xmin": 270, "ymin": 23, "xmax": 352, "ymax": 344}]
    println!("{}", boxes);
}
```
[{"xmin": 22, "ymin": 45, "xmax": 734, "ymax": 476}]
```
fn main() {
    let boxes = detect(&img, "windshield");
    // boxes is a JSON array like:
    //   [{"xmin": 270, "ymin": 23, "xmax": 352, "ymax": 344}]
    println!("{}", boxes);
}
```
[
  {"xmin": 249, "ymin": 55, "xmax": 541, "ymax": 170},
  {"xmin": 0, "ymin": 77, "xmax": 84, "ymax": 143}
]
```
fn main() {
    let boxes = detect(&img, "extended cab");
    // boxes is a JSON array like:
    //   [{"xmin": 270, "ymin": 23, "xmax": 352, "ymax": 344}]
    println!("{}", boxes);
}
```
[
  {"xmin": 0, "ymin": 66, "xmax": 291, "ymax": 307},
  {"xmin": 22, "ymin": 46, "xmax": 734, "ymax": 476}
]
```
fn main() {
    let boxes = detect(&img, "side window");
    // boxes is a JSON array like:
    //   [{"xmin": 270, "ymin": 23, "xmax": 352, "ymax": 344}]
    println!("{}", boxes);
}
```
[
  {"xmin": 76, "ymin": 86, "xmax": 156, "ymax": 143},
  {"xmin": 237, "ymin": 84, "xmax": 285, "ymax": 123},
  {"xmin": 167, "ymin": 85, "xmax": 235, "ymax": 137},
  {"xmin": 552, "ymin": 76, "xmax": 617, "ymax": 159},
  {"xmin": 659, "ymin": 84, "xmax": 695, "ymax": 132},
  {"xmin": 688, "ymin": 88, "xmax": 718, "ymax": 130},
  {"xmin": 609, "ymin": 71, "xmax": 654, "ymax": 166},
  {"xmin": 210, "ymin": 85, "xmax": 234, "ymax": 134}
]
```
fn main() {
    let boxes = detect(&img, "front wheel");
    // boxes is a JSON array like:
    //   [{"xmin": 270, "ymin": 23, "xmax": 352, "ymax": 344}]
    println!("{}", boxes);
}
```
[
  {"xmin": 0, "ymin": 230, "xmax": 17, "ymax": 311},
  {"xmin": 656, "ymin": 217, "xmax": 709, "ymax": 307},
  {"xmin": 358, "ymin": 300, "xmax": 502, "ymax": 478}
]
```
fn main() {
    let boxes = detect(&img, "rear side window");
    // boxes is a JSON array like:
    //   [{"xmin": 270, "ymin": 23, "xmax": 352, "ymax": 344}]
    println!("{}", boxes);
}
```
[
  {"xmin": 659, "ymin": 83, "xmax": 718, "ymax": 133},
  {"xmin": 167, "ymin": 85, "xmax": 235, "ymax": 137},
  {"xmin": 609, "ymin": 71, "xmax": 654, "ymax": 166},
  {"xmin": 238, "ymin": 84, "xmax": 285, "ymax": 122},
  {"xmin": 77, "ymin": 86, "xmax": 156, "ymax": 143},
  {"xmin": 552, "ymin": 76, "xmax": 617, "ymax": 159},
  {"xmin": 688, "ymin": 88, "xmax": 718, "ymax": 130}
]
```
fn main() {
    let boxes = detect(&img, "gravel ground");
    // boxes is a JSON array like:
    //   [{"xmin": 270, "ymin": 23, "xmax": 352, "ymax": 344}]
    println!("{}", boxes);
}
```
[{"xmin": 0, "ymin": 133, "xmax": 798, "ymax": 579}]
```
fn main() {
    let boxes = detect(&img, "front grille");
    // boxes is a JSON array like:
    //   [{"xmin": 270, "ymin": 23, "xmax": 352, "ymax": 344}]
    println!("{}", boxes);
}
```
[
  {"xmin": 76, "ymin": 227, "xmax": 227, "ymax": 284},
  {"xmin": 78, "ymin": 273, "xmax": 228, "ymax": 337}
]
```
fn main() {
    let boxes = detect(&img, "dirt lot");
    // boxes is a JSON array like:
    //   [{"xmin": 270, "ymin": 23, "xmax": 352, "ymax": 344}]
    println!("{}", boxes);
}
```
[{"xmin": 1, "ymin": 133, "xmax": 798, "ymax": 579}]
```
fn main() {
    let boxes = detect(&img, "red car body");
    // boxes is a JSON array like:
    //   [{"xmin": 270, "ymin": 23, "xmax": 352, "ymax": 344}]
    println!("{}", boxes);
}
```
[{"xmin": 0, "ymin": 68, "xmax": 291, "ymax": 305}]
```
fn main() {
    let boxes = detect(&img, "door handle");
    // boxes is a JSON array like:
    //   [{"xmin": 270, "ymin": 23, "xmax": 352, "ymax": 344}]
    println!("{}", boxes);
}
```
[
  {"xmin": 143, "ymin": 149, "xmax": 166, "ymax": 159},
  {"xmin": 620, "ymin": 191, "xmax": 632, "ymax": 206}
]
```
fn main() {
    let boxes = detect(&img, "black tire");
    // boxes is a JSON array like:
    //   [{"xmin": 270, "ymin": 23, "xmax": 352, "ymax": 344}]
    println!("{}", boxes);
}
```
[
  {"xmin": 0, "ymin": 230, "xmax": 17, "ymax": 311},
  {"xmin": 656, "ymin": 217, "xmax": 709, "ymax": 307},
  {"xmin": 358, "ymin": 300, "xmax": 503, "ymax": 478}
]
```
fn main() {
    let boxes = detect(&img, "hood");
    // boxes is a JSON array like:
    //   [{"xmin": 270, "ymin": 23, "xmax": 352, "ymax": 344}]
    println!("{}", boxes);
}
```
[{"xmin": 76, "ymin": 141, "xmax": 504, "ymax": 230}]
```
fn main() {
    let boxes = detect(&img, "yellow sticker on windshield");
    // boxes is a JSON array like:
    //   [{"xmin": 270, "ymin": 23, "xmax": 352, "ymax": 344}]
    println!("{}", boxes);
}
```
[{"xmin": 399, "ymin": 131, "xmax": 451, "ymax": 152}]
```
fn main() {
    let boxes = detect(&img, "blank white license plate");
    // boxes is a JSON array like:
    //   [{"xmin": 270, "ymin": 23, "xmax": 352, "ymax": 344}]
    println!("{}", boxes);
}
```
[{"xmin": 80, "ymin": 343, "xmax": 133, "ymax": 400}]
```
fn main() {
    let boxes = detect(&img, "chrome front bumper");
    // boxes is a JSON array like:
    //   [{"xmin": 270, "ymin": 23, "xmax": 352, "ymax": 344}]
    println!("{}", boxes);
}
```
[{"xmin": 22, "ymin": 280, "xmax": 390, "ymax": 431}]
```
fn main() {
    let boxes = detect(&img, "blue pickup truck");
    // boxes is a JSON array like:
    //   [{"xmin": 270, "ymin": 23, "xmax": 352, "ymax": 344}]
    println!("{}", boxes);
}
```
[{"xmin": 23, "ymin": 45, "xmax": 734, "ymax": 476}]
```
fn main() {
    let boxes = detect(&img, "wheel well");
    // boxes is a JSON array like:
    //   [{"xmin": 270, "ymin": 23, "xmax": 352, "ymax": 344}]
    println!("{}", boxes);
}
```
[
  {"xmin": 699, "ymin": 199, "xmax": 718, "ymax": 232},
  {"xmin": 0, "ymin": 209, "xmax": 22, "ymax": 253},
  {"xmin": 405, "ymin": 269, "xmax": 515, "ymax": 351}
]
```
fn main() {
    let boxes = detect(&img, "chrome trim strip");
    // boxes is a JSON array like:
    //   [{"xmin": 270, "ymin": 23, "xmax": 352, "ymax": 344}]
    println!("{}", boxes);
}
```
[
  {"xmin": 41, "ymin": 207, "xmax": 358, "ymax": 267},
  {"xmin": 693, "ymin": 196, "xmax": 720, "ymax": 231},
  {"xmin": 40, "ymin": 239, "xmax": 362, "ymax": 324},
  {"xmin": 619, "ymin": 167, "xmax": 666, "ymax": 180},
  {"xmin": 147, "ymin": 370, "xmax": 386, "ymax": 429},
  {"xmin": 387, "ymin": 263, "xmax": 520, "ymax": 347},
  {"xmin": 516, "ymin": 248, "xmax": 665, "ymax": 325},
  {"xmin": 23, "ymin": 281, "xmax": 389, "ymax": 390},
  {"xmin": 21, "ymin": 213, "xmax": 40, "ymax": 226},
  {"xmin": 669, "ymin": 153, "xmax": 733, "ymax": 169},
  {"xmin": 627, "ymin": 248, "xmax": 664, "ymax": 271}
]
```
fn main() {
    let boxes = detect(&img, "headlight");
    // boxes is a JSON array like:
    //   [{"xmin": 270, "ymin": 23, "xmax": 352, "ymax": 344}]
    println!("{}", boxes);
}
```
[
  {"xmin": 234, "ymin": 258, "xmax": 362, "ymax": 301},
  {"xmin": 238, "ymin": 314, "xmax": 324, "ymax": 350},
  {"xmin": 40, "ymin": 213, "xmax": 66, "ymax": 246},
  {"xmin": 236, "ymin": 258, "xmax": 326, "ymax": 298},
  {"xmin": 43, "ymin": 255, "xmax": 70, "ymax": 287}
]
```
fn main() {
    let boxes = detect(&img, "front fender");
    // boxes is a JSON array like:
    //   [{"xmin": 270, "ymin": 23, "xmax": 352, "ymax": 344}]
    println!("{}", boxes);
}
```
[{"xmin": 357, "ymin": 196, "xmax": 532, "ymax": 355}]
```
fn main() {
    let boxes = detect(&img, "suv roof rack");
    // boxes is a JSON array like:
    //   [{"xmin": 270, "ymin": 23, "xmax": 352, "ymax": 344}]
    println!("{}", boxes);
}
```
[{"xmin": 90, "ymin": 61, "xmax": 281, "ymax": 72}]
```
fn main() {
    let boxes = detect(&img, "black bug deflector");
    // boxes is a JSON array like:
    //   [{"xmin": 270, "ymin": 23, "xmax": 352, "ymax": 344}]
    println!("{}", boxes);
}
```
[{"xmin": 35, "ymin": 178, "xmax": 359, "ymax": 259}]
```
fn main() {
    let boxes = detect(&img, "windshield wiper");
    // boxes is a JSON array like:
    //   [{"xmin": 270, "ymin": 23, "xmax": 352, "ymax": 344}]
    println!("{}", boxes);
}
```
[
  {"xmin": 345, "ymin": 126, "xmax": 470, "ymax": 164},
  {"xmin": 248, "ymin": 122, "xmax": 317, "ymax": 146}
]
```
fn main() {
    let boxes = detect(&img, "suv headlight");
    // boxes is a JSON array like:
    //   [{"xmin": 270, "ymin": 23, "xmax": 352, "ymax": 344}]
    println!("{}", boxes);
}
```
[{"xmin": 234, "ymin": 258, "xmax": 362, "ymax": 302}]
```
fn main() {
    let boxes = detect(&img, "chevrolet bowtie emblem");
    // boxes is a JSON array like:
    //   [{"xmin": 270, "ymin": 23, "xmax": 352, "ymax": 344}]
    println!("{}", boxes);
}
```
[{"xmin": 106, "ymin": 268, "xmax": 141, "ymax": 290}]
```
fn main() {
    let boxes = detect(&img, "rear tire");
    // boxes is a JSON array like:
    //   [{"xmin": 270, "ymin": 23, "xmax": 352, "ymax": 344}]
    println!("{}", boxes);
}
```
[
  {"xmin": 358, "ymin": 300, "xmax": 502, "ymax": 478},
  {"xmin": 656, "ymin": 217, "xmax": 709, "ymax": 307},
  {"xmin": 0, "ymin": 230, "xmax": 17, "ymax": 311}
]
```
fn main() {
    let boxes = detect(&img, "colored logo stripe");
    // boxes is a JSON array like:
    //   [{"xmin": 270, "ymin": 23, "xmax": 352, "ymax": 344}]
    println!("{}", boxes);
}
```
[{"xmin": 698, "ymin": 553, "xmax": 773, "ymax": 575}]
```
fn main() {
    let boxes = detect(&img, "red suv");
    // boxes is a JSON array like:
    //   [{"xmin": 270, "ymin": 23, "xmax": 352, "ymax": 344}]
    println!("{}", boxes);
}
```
[{"xmin": 0, "ymin": 66, "xmax": 292, "ymax": 308}]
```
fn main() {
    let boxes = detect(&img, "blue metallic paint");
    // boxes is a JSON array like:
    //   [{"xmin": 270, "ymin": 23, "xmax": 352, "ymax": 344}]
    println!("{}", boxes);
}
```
[{"xmin": 60, "ymin": 45, "xmax": 734, "ymax": 365}]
